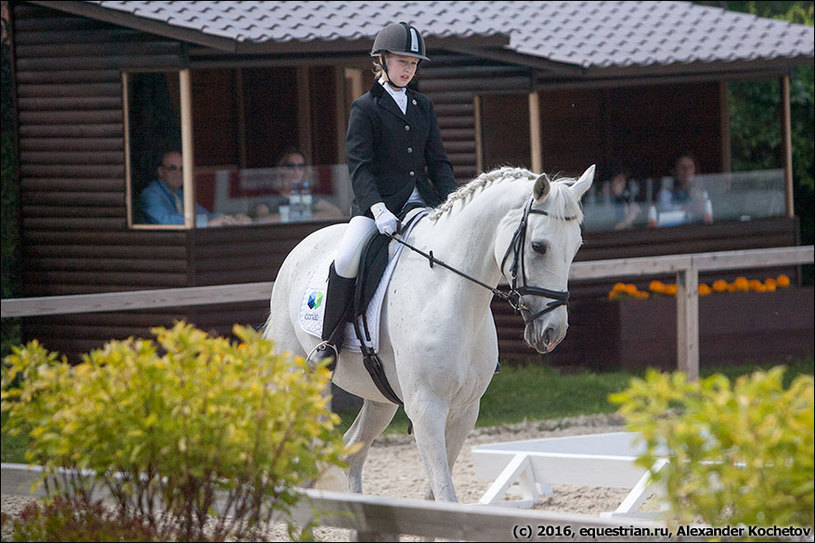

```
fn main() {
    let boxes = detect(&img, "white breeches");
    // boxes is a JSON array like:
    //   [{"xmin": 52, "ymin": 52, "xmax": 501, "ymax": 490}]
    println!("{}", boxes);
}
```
[{"xmin": 334, "ymin": 216, "xmax": 378, "ymax": 278}]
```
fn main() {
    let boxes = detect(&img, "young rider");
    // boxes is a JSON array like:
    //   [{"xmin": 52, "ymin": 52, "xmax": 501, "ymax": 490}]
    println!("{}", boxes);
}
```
[{"xmin": 310, "ymin": 22, "xmax": 458, "ymax": 365}]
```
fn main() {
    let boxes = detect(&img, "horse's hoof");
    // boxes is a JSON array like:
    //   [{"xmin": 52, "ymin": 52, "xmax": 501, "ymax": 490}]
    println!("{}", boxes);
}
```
[{"xmin": 494, "ymin": 362, "xmax": 501, "ymax": 374}]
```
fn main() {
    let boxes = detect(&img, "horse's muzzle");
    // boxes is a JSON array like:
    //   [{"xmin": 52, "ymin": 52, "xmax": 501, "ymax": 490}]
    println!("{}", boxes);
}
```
[{"xmin": 524, "ymin": 321, "xmax": 567, "ymax": 354}]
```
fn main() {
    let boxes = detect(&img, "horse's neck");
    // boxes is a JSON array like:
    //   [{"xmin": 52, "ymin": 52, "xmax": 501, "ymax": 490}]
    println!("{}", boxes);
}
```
[{"xmin": 423, "ymin": 181, "xmax": 528, "ymax": 289}]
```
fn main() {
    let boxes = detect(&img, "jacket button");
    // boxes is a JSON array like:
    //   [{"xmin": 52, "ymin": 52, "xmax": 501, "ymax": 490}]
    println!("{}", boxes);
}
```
[
  {"xmin": 407, "ymin": 147, "xmax": 413, "ymax": 153},
  {"xmin": 409, "ymin": 171, "xmax": 415, "ymax": 176},
  {"xmin": 404, "ymin": 125, "xmax": 410, "ymax": 131},
  {"xmin": 412, "ymin": 99, "xmax": 417, "ymax": 105}
]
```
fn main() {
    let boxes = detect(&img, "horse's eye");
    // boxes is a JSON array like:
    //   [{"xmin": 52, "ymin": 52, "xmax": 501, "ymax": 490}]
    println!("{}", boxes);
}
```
[{"xmin": 531, "ymin": 241, "xmax": 548, "ymax": 255}]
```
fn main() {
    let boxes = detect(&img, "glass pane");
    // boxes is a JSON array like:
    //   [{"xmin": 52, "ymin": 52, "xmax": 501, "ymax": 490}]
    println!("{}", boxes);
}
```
[
  {"xmin": 197, "ymin": 163, "xmax": 352, "ymax": 224},
  {"xmin": 581, "ymin": 169, "xmax": 786, "ymax": 232},
  {"xmin": 127, "ymin": 71, "xmax": 183, "ymax": 226}
]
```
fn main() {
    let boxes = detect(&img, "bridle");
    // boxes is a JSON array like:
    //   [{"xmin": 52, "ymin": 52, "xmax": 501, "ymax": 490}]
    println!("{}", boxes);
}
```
[
  {"xmin": 499, "ymin": 199, "xmax": 576, "ymax": 324},
  {"xmin": 388, "ymin": 198, "xmax": 577, "ymax": 325}
]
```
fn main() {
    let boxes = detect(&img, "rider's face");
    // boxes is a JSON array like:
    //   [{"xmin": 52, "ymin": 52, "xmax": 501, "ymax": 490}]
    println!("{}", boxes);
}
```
[{"xmin": 385, "ymin": 54, "xmax": 419, "ymax": 88}]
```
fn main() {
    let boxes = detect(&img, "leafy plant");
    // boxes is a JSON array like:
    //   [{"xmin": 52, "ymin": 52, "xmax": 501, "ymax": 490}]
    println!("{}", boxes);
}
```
[
  {"xmin": 610, "ymin": 366, "xmax": 814, "ymax": 528},
  {"xmin": 1, "ymin": 322, "xmax": 350, "ymax": 541}
]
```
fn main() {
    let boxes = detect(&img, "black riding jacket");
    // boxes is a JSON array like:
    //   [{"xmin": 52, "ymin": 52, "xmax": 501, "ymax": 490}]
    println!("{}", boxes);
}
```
[{"xmin": 345, "ymin": 81, "xmax": 458, "ymax": 216}]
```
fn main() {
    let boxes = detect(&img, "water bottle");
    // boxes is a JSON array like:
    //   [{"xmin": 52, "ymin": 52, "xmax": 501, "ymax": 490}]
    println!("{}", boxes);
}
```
[
  {"xmin": 301, "ymin": 181, "xmax": 313, "ymax": 220},
  {"xmin": 703, "ymin": 191, "xmax": 713, "ymax": 224},
  {"xmin": 648, "ymin": 204, "xmax": 658, "ymax": 228},
  {"xmin": 289, "ymin": 182, "xmax": 302, "ymax": 221}
]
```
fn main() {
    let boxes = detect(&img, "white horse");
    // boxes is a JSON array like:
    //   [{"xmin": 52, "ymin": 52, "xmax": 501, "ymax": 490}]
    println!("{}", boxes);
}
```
[{"xmin": 264, "ymin": 164, "xmax": 595, "ymax": 503}]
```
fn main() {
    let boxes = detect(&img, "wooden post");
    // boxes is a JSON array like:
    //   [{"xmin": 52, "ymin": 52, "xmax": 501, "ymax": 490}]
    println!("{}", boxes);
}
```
[
  {"xmin": 179, "ymin": 69, "xmax": 195, "ymax": 228},
  {"xmin": 529, "ymin": 92, "xmax": 542, "ymax": 174},
  {"xmin": 781, "ymin": 75, "xmax": 794, "ymax": 219},
  {"xmin": 474, "ymin": 95, "xmax": 483, "ymax": 173},
  {"xmin": 676, "ymin": 265, "xmax": 699, "ymax": 381},
  {"xmin": 719, "ymin": 81, "xmax": 731, "ymax": 173},
  {"xmin": 297, "ymin": 66, "xmax": 312, "ymax": 160}
]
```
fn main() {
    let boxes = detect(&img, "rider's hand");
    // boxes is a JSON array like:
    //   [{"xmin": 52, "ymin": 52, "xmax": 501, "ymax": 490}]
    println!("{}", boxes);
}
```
[{"xmin": 371, "ymin": 202, "xmax": 399, "ymax": 235}]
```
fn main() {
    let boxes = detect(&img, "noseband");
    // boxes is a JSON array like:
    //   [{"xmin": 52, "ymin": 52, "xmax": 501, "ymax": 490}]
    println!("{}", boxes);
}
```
[
  {"xmin": 387, "ymin": 199, "xmax": 576, "ymax": 325},
  {"xmin": 500, "ymin": 199, "xmax": 576, "ymax": 325}
]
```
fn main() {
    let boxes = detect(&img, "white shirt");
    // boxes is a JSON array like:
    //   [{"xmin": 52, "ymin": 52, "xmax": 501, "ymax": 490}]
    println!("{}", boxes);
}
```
[{"xmin": 379, "ymin": 77, "xmax": 408, "ymax": 115}]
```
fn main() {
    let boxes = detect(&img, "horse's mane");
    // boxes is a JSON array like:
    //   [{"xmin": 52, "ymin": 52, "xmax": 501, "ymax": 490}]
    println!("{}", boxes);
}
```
[{"xmin": 427, "ymin": 166, "xmax": 584, "ymax": 224}]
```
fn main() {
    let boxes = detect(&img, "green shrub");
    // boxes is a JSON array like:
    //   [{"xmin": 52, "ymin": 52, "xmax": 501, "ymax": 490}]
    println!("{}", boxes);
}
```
[
  {"xmin": 1, "ymin": 322, "xmax": 349, "ymax": 541},
  {"xmin": 8, "ymin": 497, "xmax": 161, "ymax": 542},
  {"xmin": 610, "ymin": 366, "xmax": 813, "ymax": 529}
]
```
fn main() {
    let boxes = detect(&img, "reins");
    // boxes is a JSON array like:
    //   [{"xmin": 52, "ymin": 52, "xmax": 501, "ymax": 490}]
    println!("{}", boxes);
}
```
[{"xmin": 387, "ymin": 198, "xmax": 576, "ymax": 324}]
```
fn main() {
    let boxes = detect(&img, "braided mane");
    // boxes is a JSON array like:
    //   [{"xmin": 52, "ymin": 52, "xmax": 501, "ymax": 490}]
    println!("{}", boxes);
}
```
[{"xmin": 428, "ymin": 166, "xmax": 583, "ymax": 224}]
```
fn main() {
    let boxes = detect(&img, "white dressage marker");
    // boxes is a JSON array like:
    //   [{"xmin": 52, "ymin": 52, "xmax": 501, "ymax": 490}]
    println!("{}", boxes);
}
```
[{"xmin": 471, "ymin": 431, "xmax": 669, "ymax": 518}]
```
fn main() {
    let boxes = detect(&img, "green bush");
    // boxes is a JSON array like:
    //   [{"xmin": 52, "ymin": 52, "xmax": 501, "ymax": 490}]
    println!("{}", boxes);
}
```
[
  {"xmin": 610, "ymin": 366, "xmax": 813, "ymax": 528},
  {"xmin": 1, "ymin": 322, "xmax": 349, "ymax": 541}
]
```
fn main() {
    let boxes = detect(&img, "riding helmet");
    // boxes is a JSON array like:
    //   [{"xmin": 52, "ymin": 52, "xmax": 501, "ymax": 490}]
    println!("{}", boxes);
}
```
[{"xmin": 371, "ymin": 22, "xmax": 430, "ymax": 61}]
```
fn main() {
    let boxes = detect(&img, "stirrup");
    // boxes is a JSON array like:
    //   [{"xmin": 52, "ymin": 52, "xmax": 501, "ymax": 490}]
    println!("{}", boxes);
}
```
[{"xmin": 307, "ymin": 341, "xmax": 339, "ymax": 370}]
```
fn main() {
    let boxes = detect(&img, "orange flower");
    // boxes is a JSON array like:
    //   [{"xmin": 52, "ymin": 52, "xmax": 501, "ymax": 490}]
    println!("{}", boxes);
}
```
[
  {"xmin": 649, "ymin": 280, "xmax": 667, "ymax": 294},
  {"xmin": 699, "ymin": 283, "xmax": 712, "ymax": 296},
  {"xmin": 634, "ymin": 290, "xmax": 650, "ymax": 299},
  {"xmin": 612, "ymin": 282, "xmax": 628, "ymax": 293},
  {"xmin": 665, "ymin": 284, "xmax": 678, "ymax": 296},
  {"xmin": 777, "ymin": 275, "xmax": 790, "ymax": 288},
  {"xmin": 624, "ymin": 283, "xmax": 639, "ymax": 296},
  {"xmin": 764, "ymin": 278, "xmax": 777, "ymax": 292},
  {"xmin": 608, "ymin": 291, "xmax": 620, "ymax": 300},
  {"xmin": 748, "ymin": 279, "xmax": 764, "ymax": 292},
  {"xmin": 733, "ymin": 277, "xmax": 750, "ymax": 292},
  {"xmin": 712, "ymin": 279, "xmax": 729, "ymax": 293}
]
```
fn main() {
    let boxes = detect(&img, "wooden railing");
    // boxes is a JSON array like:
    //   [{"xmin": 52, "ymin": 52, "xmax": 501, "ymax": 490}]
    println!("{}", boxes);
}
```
[
  {"xmin": 2, "ymin": 246, "xmax": 812, "ymax": 379},
  {"xmin": 1, "ymin": 462, "xmax": 669, "ymax": 540}
]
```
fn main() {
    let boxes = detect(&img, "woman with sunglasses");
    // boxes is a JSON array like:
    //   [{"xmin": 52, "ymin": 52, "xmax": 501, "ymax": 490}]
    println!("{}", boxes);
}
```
[
  {"xmin": 310, "ymin": 22, "xmax": 458, "ymax": 365},
  {"xmin": 253, "ymin": 148, "xmax": 343, "ymax": 222}
]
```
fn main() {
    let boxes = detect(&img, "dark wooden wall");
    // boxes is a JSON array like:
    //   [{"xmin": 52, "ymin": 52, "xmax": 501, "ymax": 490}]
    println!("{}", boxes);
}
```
[{"xmin": 11, "ymin": 5, "xmax": 804, "ymax": 368}]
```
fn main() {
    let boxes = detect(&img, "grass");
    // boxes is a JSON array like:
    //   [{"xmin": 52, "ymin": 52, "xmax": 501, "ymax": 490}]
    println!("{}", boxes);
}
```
[
  {"xmin": 334, "ymin": 355, "xmax": 814, "ymax": 436},
  {"xmin": 2, "ymin": 356, "xmax": 812, "ymax": 463}
]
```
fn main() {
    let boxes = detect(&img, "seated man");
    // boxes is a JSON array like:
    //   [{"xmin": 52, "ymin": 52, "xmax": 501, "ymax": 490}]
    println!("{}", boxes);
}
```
[{"xmin": 137, "ymin": 151, "xmax": 250, "ymax": 226}]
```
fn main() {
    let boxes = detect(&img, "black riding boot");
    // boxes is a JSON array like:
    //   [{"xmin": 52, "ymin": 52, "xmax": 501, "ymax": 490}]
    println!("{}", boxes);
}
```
[{"xmin": 309, "ymin": 263, "xmax": 356, "ymax": 369}]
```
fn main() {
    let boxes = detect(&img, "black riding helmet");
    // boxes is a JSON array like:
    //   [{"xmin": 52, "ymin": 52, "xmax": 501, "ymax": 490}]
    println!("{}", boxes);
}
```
[
  {"xmin": 372, "ymin": 22, "xmax": 429, "ymax": 89},
  {"xmin": 371, "ymin": 22, "xmax": 430, "ymax": 61}
]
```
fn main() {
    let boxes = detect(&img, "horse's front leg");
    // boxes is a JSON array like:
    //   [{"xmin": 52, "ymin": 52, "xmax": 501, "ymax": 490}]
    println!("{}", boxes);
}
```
[
  {"xmin": 343, "ymin": 399, "xmax": 399, "ymax": 493},
  {"xmin": 406, "ymin": 396, "xmax": 457, "ymax": 502}
]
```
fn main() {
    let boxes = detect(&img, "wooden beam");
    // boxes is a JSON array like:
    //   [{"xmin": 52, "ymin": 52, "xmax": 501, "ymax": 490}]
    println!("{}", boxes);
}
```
[
  {"xmin": 180, "ymin": 69, "xmax": 195, "ymax": 228},
  {"xmin": 474, "ymin": 94, "xmax": 483, "ymax": 173},
  {"xmin": 781, "ymin": 75, "xmax": 794, "ymax": 218},
  {"xmin": 529, "ymin": 92, "xmax": 542, "ymax": 174},
  {"xmin": 719, "ymin": 81, "xmax": 731, "ymax": 173}
]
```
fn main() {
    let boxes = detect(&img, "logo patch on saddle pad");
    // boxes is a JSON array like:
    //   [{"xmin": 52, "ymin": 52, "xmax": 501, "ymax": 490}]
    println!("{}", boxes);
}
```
[{"xmin": 307, "ymin": 290, "xmax": 323, "ymax": 309}]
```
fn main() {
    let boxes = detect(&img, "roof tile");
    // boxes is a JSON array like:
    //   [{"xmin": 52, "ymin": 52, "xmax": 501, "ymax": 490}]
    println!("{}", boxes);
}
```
[{"xmin": 84, "ymin": 1, "xmax": 813, "ymax": 70}]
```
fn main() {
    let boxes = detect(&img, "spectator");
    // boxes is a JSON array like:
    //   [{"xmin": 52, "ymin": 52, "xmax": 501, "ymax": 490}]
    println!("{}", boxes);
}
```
[
  {"xmin": 252, "ymin": 148, "xmax": 344, "ymax": 222},
  {"xmin": 657, "ymin": 152, "xmax": 706, "ymax": 221},
  {"xmin": 601, "ymin": 160, "xmax": 641, "ymax": 230},
  {"xmin": 137, "ymin": 151, "xmax": 250, "ymax": 226}
]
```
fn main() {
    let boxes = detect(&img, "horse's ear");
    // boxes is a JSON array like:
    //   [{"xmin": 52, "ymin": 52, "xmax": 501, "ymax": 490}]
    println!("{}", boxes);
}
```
[
  {"xmin": 570, "ymin": 165, "xmax": 595, "ymax": 199},
  {"xmin": 533, "ymin": 173, "xmax": 551, "ymax": 201}
]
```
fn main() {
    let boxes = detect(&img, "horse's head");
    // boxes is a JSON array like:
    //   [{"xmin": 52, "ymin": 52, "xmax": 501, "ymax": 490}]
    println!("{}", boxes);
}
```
[{"xmin": 495, "ymin": 165, "xmax": 595, "ymax": 353}]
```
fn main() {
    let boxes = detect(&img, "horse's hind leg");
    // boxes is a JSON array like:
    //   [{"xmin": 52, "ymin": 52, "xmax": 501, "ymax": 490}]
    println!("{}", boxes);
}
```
[{"xmin": 343, "ymin": 399, "xmax": 398, "ymax": 494}]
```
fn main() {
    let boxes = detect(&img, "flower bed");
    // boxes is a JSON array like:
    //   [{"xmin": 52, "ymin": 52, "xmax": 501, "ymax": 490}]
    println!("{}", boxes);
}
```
[{"xmin": 594, "ymin": 283, "xmax": 813, "ymax": 371}]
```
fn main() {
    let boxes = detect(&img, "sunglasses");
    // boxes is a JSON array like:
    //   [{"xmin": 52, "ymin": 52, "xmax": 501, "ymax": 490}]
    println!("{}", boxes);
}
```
[
  {"xmin": 163, "ymin": 164, "xmax": 183, "ymax": 172},
  {"xmin": 284, "ymin": 162, "xmax": 306, "ymax": 170}
]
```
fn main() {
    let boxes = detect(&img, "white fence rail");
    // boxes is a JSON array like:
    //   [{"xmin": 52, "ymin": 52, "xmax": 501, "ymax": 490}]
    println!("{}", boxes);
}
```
[
  {"xmin": 2, "ymin": 246, "xmax": 812, "ymax": 381},
  {"xmin": 1, "ymin": 462, "xmax": 668, "ymax": 541}
]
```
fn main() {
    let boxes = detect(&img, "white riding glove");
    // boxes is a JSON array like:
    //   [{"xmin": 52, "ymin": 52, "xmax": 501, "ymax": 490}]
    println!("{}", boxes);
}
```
[{"xmin": 371, "ymin": 202, "xmax": 399, "ymax": 235}]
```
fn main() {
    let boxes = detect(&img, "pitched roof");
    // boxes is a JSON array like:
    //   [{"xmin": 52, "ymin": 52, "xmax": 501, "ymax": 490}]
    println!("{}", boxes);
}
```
[{"xmin": 33, "ymin": 1, "xmax": 815, "ymax": 79}]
